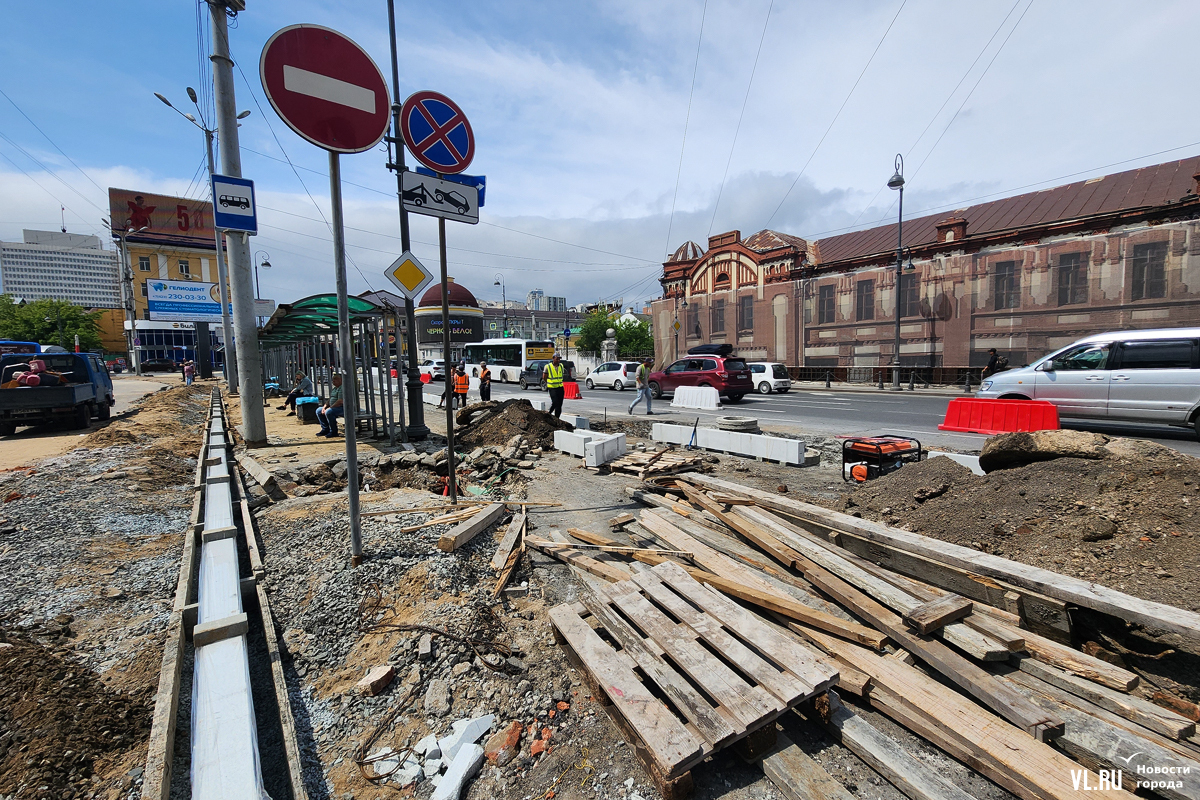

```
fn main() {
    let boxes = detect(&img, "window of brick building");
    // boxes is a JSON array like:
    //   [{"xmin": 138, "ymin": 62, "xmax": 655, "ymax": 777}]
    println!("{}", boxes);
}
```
[
  {"xmin": 899, "ymin": 272, "xmax": 920, "ymax": 317},
  {"xmin": 818, "ymin": 285, "xmax": 835, "ymax": 324},
  {"xmin": 1130, "ymin": 242, "xmax": 1167, "ymax": 300},
  {"xmin": 178, "ymin": 259, "xmax": 190, "ymax": 276},
  {"xmin": 138, "ymin": 256, "xmax": 151, "ymax": 272},
  {"xmin": 687, "ymin": 308, "xmax": 701, "ymax": 339},
  {"xmin": 710, "ymin": 298, "xmax": 725, "ymax": 333},
  {"xmin": 1057, "ymin": 253, "xmax": 1088, "ymax": 306},
  {"xmin": 713, "ymin": 272, "xmax": 730, "ymax": 290},
  {"xmin": 855, "ymin": 279, "xmax": 875, "ymax": 321},
  {"xmin": 994, "ymin": 261, "xmax": 1021, "ymax": 310},
  {"xmin": 140, "ymin": 280, "xmax": 148, "ymax": 298},
  {"xmin": 737, "ymin": 295, "xmax": 753, "ymax": 332}
]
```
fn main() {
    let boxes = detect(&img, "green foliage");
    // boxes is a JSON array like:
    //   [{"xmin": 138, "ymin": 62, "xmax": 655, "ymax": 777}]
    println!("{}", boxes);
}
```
[
  {"xmin": 575, "ymin": 309, "xmax": 614, "ymax": 354},
  {"xmin": 0, "ymin": 296, "xmax": 103, "ymax": 351},
  {"xmin": 615, "ymin": 318, "xmax": 653, "ymax": 357}
]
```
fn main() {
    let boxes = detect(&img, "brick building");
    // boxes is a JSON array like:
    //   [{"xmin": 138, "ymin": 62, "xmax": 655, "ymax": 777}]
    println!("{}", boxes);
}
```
[{"xmin": 652, "ymin": 156, "xmax": 1200, "ymax": 369}]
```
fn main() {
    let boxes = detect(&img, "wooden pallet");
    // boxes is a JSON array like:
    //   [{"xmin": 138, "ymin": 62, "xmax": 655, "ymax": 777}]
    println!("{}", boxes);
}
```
[
  {"xmin": 607, "ymin": 450, "xmax": 706, "ymax": 478},
  {"xmin": 549, "ymin": 560, "xmax": 838, "ymax": 799}
]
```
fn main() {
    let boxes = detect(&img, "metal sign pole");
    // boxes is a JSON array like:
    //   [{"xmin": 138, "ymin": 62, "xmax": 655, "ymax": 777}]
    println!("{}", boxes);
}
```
[
  {"xmin": 439, "ymin": 217, "xmax": 458, "ymax": 504},
  {"xmin": 329, "ymin": 152, "xmax": 363, "ymax": 564}
]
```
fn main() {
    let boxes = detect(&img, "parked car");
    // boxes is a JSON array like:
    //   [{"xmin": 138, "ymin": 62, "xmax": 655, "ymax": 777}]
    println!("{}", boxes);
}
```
[
  {"xmin": 585, "ymin": 361, "xmax": 642, "ymax": 391},
  {"xmin": 648, "ymin": 355, "xmax": 752, "ymax": 402},
  {"xmin": 141, "ymin": 358, "xmax": 179, "ymax": 373},
  {"xmin": 976, "ymin": 327, "xmax": 1200, "ymax": 435},
  {"xmin": 0, "ymin": 352, "xmax": 114, "ymax": 434},
  {"xmin": 519, "ymin": 360, "xmax": 576, "ymax": 391},
  {"xmin": 749, "ymin": 362, "xmax": 792, "ymax": 394},
  {"xmin": 419, "ymin": 359, "xmax": 446, "ymax": 380}
]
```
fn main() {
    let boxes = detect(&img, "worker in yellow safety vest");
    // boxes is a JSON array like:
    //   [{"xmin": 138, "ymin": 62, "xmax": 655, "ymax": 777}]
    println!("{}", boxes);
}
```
[
  {"xmin": 542, "ymin": 354, "xmax": 566, "ymax": 418},
  {"xmin": 453, "ymin": 364, "xmax": 470, "ymax": 408}
]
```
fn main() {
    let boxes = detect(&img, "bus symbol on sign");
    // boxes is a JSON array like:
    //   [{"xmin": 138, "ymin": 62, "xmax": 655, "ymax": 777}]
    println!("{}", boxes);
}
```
[{"xmin": 219, "ymin": 194, "xmax": 251, "ymax": 209}]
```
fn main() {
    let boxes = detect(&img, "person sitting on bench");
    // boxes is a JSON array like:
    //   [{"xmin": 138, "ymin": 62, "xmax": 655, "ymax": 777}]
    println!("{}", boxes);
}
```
[
  {"xmin": 278, "ymin": 371, "xmax": 315, "ymax": 415},
  {"xmin": 316, "ymin": 374, "xmax": 344, "ymax": 437}
]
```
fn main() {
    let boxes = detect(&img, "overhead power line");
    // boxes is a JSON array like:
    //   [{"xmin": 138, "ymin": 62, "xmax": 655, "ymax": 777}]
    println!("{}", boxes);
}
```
[{"xmin": 663, "ymin": 0, "xmax": 709, "ymax": 259}]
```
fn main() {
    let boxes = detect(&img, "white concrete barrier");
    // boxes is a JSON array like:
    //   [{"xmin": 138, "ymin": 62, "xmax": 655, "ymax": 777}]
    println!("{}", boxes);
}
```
[
  {"xmin": 561, "ymin": 413, "xmax": 589, "ymax": 430},
  {"xmin": 585, "ymin": 433, "xmax": 627, "ymax": 467},
  {"xmin": 651, "ymin": 423, "xmax": 806, "ymax": 465},
  {"xmin": 554, "ymin": 430, "xmax": 597, "ymax": 457},
  {"xmin": 670, "ymin": 385, "xmax": 722, "ymax": 410},
  {"xmin": 929, "ymin": 452, "xmax": 985, "ymax": 476}
]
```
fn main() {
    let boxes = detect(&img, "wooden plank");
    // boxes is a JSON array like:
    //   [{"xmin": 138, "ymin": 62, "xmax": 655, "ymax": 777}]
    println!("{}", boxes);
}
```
[
  {"xmin": 1015, "ymin": 657, "xmax": 1195, "ymax": 739},
  {"xmin": 548, "ymin": 603, "xmax": 704, "ymax": 773},
  {"xmin": 565, "ymin": 530, "xmax": 692, "ymax": 558},
  {"xmin": 400, "ymin": 507, "xmax": 481, "ymax": 532},
  {"xmin": 609, "ymin": 512, "xmax": 636, "ymax": 529},
  {"xmin": 771, "ymin": 543, "xmax": 1064, "ymax": 740},
  {"xmin": 736, "ymin": 506, "xmax": 1009, "ymax": 662},
  {"xmin": 682, "ymin": 472, "xmax": 1200, "ymax": 648},
  {"xmin": 904, "ymin": 595, "xmax": 974, "ymax": 635},
  {"xmin": 815, "ymin": 691, "xmax": 978, "ymax": 800},
  {"xmin": 604, "ymin": 581, "xmax": 784, "ymax": 727},
  {"xmin": 804, "ymin": 628, "xmax": 1131, "ymax": 800},
  {"xmin": 1000, "ymin": 671, "xmax": 1200, "ymax": 800},
  {"xmin": 647, "ymin": 561, "xmax": 839, "ymax": 694},
  {"xmin": 762, "ymin": 734, "xmax": 857, "ymax": 800},
  {"xmin": 639, "ymin": 507, "xmax": 780, "ymax": 596},
  {"xmin": 633, "ymin": 570, "xmax": 813, "ymax": 704},
  {"xmin": 490, "ymin": 512, "xmax": 526, "ymax": 570},
  {"xmin": 526, "ymin": 537, "xmax": 633, "ymax": 583},
  {"xmin": 492, "ymin": 519, "xmax": 524, "ymax": 598},
  {"xmin": 578, "ymin": 589, "xmax": 739, "ymax": 747},
  {"xmin": 437, "ymin": 502, "xmax": 505, "ymax": 552},
  {"xmin": 998, "ymin": 623, "xmax": 1139, "ymax": 692}
]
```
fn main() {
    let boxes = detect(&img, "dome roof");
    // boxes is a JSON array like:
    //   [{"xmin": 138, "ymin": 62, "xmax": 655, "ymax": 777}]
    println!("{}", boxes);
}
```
[
  {"xmin": 418, "ymin": 277, "xmax": 479, "ymax": 308},
  {"xmin": 668, "ymin": 241, "xmax": 704, "ymax": 262}
]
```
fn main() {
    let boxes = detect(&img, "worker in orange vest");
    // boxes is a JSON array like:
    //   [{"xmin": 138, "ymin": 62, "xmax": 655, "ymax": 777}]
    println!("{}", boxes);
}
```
[{"xmin": 453, "ymin": 364, "xmax": 470, "ymax": 408}]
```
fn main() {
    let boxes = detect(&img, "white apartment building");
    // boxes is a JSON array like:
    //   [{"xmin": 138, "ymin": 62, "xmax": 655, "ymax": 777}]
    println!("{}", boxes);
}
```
[
  {"xmin": 0, "ymin": 230, "xmax": 120, "ymax": 308},
  {"xmin": 526, "ymin": 288, "xmax": 566, "ymax": 312}
]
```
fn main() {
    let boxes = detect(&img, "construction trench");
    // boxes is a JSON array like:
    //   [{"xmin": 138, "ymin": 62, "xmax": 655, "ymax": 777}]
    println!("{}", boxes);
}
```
[{"xmin": 1, "ymin": 383, "xmax": 1199, "ymax": 800}]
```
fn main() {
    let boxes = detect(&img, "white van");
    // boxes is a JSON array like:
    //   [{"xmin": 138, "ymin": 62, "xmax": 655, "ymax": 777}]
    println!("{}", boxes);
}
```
[
  {"xmin": 748, "ymin": 362, "xmax": 792, "ymax": 394},
  {"xmin": 976, "ymin": 328, "xmax": 1200, "ymax": 435}
]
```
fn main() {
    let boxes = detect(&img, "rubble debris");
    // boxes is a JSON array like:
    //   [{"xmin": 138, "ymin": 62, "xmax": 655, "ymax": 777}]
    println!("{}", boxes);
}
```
[
  {"xmin": 431, "ymin": 742, "xmax": 485, "ymax": 800},
  {"xmin": 455, "ymin": 398, "xmax": 574, "ymax": 450},
  {"xmin": 357, "ymin": 664, "xmax": 396, "ymax": 696},
  {"xmin": 484, "ymin": 720, "xmax": 524, "ymax": 766}
]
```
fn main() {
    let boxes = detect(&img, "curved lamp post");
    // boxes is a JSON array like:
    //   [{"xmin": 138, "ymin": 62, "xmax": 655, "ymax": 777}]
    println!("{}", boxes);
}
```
[{"xmin": 887, "ymin": 154, "xmax": 905, "ymax": 390}]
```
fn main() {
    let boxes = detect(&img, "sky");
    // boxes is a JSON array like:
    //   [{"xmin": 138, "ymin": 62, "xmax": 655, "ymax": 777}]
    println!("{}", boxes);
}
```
[{"xmin": 2, "ymin": 0, "xmax": 1199, "ymax": 312}]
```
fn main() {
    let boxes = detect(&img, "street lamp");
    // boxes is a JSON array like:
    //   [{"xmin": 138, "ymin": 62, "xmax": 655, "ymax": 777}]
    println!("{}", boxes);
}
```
[
  {"xmin": 493, "ymin": 273, "xmax": 506, "ymax": 336},
  {"xmin": 154, "ymin": 89, "xmax": 247, "ymax": 389},
  {"xmin": 887, "ymin": 153, "xmax": 905, "ymax": 390},
  {"xmin": 103, "ymin": 219, "xmax": 148, "ymax": 375}
]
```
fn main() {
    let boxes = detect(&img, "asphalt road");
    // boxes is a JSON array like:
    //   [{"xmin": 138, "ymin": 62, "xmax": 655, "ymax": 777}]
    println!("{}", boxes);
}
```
[{"xmin": 440, "ymin": 379, "xmax": 1200, "ymax": 457}]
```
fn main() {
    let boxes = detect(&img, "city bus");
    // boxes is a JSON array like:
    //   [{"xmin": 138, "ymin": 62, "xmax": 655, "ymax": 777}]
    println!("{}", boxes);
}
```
[
  {"xmin": 0, "ymin": 341, "xmax": 40, "ymax": 355},
  {"xmin": 463, "ymin": 338, "xmax": 555, "ymax": 383}
]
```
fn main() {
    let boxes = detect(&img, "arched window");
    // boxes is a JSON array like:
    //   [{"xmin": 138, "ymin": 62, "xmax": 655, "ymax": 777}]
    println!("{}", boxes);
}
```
[{"xmin": 714, "ymin": 272, "xmax": 731, "ymax": 290}]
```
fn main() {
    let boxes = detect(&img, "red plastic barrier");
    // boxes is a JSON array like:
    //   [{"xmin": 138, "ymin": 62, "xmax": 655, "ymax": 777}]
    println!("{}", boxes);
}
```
[
  {"xmin": 938, "ymin": 398, "xmax": 1060, "ymax": 436},
  {"xmin": 563, "ymin": 381, "xmax": 581, "ymax": 400},
  {"xmin": 419, "ymin": 373, "xmax": 431, "ymax": 384}
]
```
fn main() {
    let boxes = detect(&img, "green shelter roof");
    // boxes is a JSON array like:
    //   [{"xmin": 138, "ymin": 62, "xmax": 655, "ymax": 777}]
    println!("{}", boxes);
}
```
[{"xmin": 258, "ymin": 293, "xmax": 382, "ymax": 344}]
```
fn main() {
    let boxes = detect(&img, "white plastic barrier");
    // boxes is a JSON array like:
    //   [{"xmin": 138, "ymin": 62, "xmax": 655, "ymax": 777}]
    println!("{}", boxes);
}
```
[
  {"xmin": 651, "ymin": 422, "xmax": 806, "ymax": 465},
  {"xmin": 670, "ymin": 385, "xmax": 722, "ymax": 410}
]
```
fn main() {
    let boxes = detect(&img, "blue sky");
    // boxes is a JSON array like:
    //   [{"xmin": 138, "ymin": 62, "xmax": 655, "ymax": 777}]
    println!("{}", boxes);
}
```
[{"xmin": 3, "ymin": 0, "xmax": 1199, "ymax": 310}]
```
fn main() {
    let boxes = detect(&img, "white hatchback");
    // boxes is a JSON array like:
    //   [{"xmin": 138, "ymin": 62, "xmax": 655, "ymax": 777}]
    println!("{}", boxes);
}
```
[
  {"xmin": 977, "ymin": 327, "xmax": 1200, "ymax": 435},
  {"xmin": 585, "ymin": 361, "xmax": 642, "ymax": 391},
  {"xmin": 749, "ymin": 362, "xmax": 792, "ymax": 394}
]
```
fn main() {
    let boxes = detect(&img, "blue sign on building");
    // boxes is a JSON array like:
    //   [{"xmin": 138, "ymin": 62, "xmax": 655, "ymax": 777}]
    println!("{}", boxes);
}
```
[{"xmin": 211, "ymin": 174, "xmax": 258, "ymax": 233}]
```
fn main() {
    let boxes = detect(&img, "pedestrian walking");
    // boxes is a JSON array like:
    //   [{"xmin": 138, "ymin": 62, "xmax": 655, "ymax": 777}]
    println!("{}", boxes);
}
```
[
  {"xmin": 316, "ymin": 374, "xmax": 345, "ymax": 437},
  {"xmin": 478, "ymin": 361, "xmax": 492, "ymax": 402},
  {"xmin": 453, "ymin": 364, "xmax": 470, "ymax": 408},
  {"xmin": 543, "ymin": 354, "xmax": 566, "ymax": 418},
  {"xmin": 628, "ymin": 357, "xmax": 654, "ymax": 415},
  {"xmin": 277, "ymin": 371, "xmax": 314, "ymax": 415},
  {"xmin": 183, "ymin": 361, "xmax": 196, "ymax": 386}
]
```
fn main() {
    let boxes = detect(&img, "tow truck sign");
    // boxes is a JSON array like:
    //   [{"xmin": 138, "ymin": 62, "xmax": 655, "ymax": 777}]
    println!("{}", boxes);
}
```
[{"xmin": 401, "ymin": 171, "xmax": 479, "ymax": 224}]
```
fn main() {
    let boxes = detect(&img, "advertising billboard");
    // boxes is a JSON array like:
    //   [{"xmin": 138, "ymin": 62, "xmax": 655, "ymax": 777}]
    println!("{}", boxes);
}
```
[
  {"xmin": 108, "ymin": 188, "xmax": 215, "ymax": 245},
  {"xmin": 416, "ymin": 314, "xmax": 482, "ymax": 344},
  {"xmin": 146, "ymin": 280, "xmax": 231, "ymax": 322}
]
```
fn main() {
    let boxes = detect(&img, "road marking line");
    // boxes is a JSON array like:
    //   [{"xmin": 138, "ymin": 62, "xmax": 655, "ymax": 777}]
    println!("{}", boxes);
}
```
[{"xmin": 283, "ymin": 65, "xmax": 375, "ymax": 113}]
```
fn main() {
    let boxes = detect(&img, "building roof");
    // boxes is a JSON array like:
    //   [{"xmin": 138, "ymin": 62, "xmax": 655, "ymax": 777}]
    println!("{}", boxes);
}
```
[
  {"xmin": 813, "ymin": 155, "xmax": 1200, "ymax": 264},
  {"xmin": 743, "ymin": 229, "xmax": 808, "ymax": 253},
  {"xmin": 418, "ymin": 277, "xmax": 479, "ymax": 308},
  {"xmin": 668, "ymin": 241, "xmax": 704, "ymax": 262}
]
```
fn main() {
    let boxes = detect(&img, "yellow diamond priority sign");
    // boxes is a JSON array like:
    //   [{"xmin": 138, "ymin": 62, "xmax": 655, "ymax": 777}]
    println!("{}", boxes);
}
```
[{"xmin": 385, "ymin": 250, "xmax": 435, "ymax": 299}]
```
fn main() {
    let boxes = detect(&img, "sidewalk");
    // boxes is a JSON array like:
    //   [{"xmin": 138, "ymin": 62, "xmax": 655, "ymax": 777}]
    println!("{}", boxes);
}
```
[{"xmin": 787, "ymin": 379, "xmax": 974, "ymax": 398}]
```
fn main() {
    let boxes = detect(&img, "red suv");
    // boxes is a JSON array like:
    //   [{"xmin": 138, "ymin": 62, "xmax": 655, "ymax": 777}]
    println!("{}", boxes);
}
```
[{"xmin": 648, "ymin": 355, "xmax": 753, "ymax": 402}]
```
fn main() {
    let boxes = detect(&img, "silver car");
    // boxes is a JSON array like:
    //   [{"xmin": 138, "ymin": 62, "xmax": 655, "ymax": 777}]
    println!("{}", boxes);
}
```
[
  {"xmin": 976, "ymin": 327, "xmax": 1200, "ymax": 435},
  {"xmin": 584, "ymin": 361, "xmax": 642, "ymax": 391}
]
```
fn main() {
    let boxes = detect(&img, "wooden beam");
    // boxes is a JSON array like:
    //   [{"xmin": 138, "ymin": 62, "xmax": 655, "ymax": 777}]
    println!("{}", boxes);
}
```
[
  {"xmin": 526, "ymin": 537, "xmax": 634, "ymax": 583},
  {"xmin": 904, "ymin": 595, "xmax": 974, "ymax": 635},
  {"xmin": 763, "ymin": 734, "xmax": 857, "ymax": 800},
  {"xmin": 1001, "ymin": 623, "xmax": 1139, "ymax": 692},
  {"xmin": 437, "ymin": 503, "xmax": 505, "ymax": 552},
  {"xmin": 490, "ymin": 512, "xmax": 525, "ymax": 570},
  {"xmin": 682, "ymin": 472, "xmax": 1200, "ymax": 647}
]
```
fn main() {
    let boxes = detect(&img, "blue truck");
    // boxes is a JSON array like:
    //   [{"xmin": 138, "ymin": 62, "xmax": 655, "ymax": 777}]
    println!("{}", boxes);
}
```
[{"xmin": 0, "ymin": 352, "xmax": 115, "ymax": 435}]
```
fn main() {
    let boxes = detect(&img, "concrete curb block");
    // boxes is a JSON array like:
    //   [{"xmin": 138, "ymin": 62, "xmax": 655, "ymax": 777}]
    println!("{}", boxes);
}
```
[{"xmin": 652, "ymin": 422, "xmax": 808, "ymax": 465}]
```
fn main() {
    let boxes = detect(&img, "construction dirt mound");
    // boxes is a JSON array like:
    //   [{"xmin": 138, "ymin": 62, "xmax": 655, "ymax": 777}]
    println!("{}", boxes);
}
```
[
  {"xmin": 454, "ymin": 398, "xmax": 573, "ymax": 450},
  {"xmin": 0, "ymin": 638, "xmax": 152, "ymax": 798},
  {"xmin": 82, "ymin": 383, "xmax": 210, "ymax": 449},
  {"xmin": 837, "ymin": 437, "xmax": 1200, "ymax": 611}
]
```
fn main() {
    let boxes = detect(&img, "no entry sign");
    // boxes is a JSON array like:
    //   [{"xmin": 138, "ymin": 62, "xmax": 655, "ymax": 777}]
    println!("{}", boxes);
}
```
[
  {"xmin": 260, "ymin": 24, "xmax": 390, "ymax": 154},
  {"xmin": 399, "ymin": 90, "xmax": 475, "ymax": 174}
]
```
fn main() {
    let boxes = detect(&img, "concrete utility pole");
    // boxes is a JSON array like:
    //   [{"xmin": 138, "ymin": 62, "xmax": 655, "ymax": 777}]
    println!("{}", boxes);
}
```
[
  {"xmin": 209, "ymin": 0, "xmax": 265, "ymax": 442},
  {"xmin": 203, "ymin": 127, "xmax": 238, "ymax": 392}
]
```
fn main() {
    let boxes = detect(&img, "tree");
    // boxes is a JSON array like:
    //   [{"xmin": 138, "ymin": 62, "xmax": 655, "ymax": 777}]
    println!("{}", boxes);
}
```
[
  {"xmin": 575, "ymin": 309, "xmax": 615, "ymax": 354},
  {"xmin": 0, "ymin": 296, "xmax": 103, "ymax": 351},
  {"xmin": 615, "ymin": 318, "xmax": 653, "ymax": 357}
]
